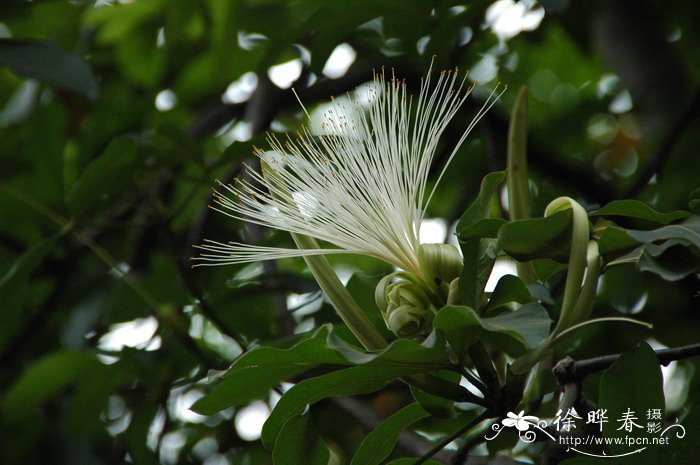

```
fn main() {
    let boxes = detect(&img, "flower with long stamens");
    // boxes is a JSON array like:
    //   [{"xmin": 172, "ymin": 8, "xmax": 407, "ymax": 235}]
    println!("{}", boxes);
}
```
[{"xmin": 194, "ymin": 68, "xmax": 502, "ymax": 289}]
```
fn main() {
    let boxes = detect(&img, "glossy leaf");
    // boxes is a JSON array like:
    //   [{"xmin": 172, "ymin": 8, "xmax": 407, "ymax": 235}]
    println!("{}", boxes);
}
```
[
  {"xmin": 589, "ymin": 200, "xmax": 691, "ymax": 224},
  {"xmin": 194, "ymin": 326, "xmax": 452, "ymax": 415},
  {"xmin": 485, "ymin": 274, "xmax": 533, "ymax": 314},
  {"xmin": 273, "ymin": 415, "xmax": 330, "ymax": 465},
  {"xmin": 350, "ymin": 403, "xmax": 429, "ymax": 465},
  {"xmin": 263, "ymin": 365, "xmax": 427, "ymax": 449},
  {"xmin": 433, "ymin": 304, "xmax": 551, "ymax": 361},
  {"xmin": 497, "ymin": 209, "xmax": 574, "ymax": 262}
]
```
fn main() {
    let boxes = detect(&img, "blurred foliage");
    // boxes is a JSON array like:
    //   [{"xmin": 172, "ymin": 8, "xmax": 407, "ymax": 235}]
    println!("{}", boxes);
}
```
[{"xmin": 0, "ymin": 0, "xmax": 699, "ymax": 464}]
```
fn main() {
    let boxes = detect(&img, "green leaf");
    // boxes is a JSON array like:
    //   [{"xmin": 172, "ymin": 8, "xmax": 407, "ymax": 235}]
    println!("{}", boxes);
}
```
[
  {"xmin": 636, "ymin": 241, "xmax": 699, "ymax": 281},
  {"xmin": 485, "ymin": 274, "xmax": 533, "ymax": 314},
  {"xmin": 192, "ymin": 326, "xmax": 350, "ymax": 415},
  {"xmin": 0, "ymin": 39, "xmax": 98, "ymax": 99},
  {"xmin": 484, "ymin": 303, "xmax": 551, "ymax": 349},
  {"xmin": 589, "ymin": 200, "xmax": 691, "ymax": 224},
  {"xmin": 409, "ymin": 370, "xmax": 460, "ymax": 418},
  {"xmin": 456, "ymin": 171, "xmax": 506, "ymax": 233},
  {"xmin": 263, "ymin": 365, "xmax": 424, "ymax": 449},
  {"xmin": 350, "ymin": 403, "xmax": 429, "ymax": 465},
  {"xmin": 433, "ymin": 304, "xmax": 551, "ymax": 360},
  {"xmin": 598, "ymin": 224, "xmax": 642, "ymax": 260},
  {"xmin": 457, "ymin": 171, "xmax": 506, "ymax": 309},
  {"xmin": 65, "ymin": 136, "xmax": 140, "ymax": 217},
  {"xmin": 599, "ymin": 342, "xmax": 664, "ymax": 465},
  {"xmin": 601, "ymin": 217, "xmax": 700, "ymax": 279},
  {"xmin": 193, "ymin": 326, "xmax": 452, "ymax": 415},
  {"xmin": 261, "ymin": 333, "xmax": 453, "ymax": 448},
  {"xmin": 497, "ymin": 209, "xmax": 574, "ymax": 262},
  {"xmin": 3, "ymin": 351, "xmax": 101, "ymax": 423},
  {"xmin": 273, "ymin": 415, "xmax": 330, "ymax": 465},
  {"xmin": 626, "ymin": 216, "xmax": 700, "ymax": 249},
  {"xmin": 457, "ymin": 218, "xmax": 507, "ymax": 241}
]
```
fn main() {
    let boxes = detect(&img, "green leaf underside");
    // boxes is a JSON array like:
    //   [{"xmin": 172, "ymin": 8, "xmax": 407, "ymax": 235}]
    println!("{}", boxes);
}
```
[
  {"xmin": 590, "ymin": 200, "xmax": 691, "ymax": 224},
  {"xmin": 273, "ymin": 415, "xmax": 330, "ymax": 465},
  {"xmin": 600, "ymin": 218, "xmax": 699, "ymax": 279},
  {"xmin": 433, "ymin": 304, "xmax": 551, "ymax": 361},
  {"xmin": 350, "ymin": 403, "xmax": 430, "ymax": 465},
  {"xmin": 193, "ymin": 326, "xmax": 452, "ymax": 415}
]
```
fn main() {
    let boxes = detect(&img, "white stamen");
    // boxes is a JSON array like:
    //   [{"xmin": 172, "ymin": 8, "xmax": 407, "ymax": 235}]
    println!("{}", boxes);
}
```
[{"xmin": 193, "ymin": 67, "xmax": 499, "ymax": 274}]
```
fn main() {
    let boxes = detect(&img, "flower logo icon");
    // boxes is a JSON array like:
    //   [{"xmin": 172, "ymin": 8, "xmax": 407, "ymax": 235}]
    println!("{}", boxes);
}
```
[{"xmin": 502, "ymin": 411, "xmax": 540, "ymax": 432}]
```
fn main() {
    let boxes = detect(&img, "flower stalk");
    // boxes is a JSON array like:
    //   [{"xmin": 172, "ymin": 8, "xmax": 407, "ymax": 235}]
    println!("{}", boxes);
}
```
[{"xmin": 507, "ymin": 85, "xmax": 537, "ymax": 285}]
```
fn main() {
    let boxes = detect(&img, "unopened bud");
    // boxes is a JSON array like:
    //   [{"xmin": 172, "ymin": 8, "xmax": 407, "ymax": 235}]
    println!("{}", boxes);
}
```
[
  {"xmin": 418, "ymin": 243, "xmax": 463, "ymax": 286},
  {"xmin": 375, "ymin": 273, "xmax": 435, "ymax": 337}
]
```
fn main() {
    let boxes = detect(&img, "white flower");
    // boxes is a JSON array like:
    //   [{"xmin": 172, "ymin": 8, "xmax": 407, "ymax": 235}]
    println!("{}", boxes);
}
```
[{"xmin": 194, "ymin": 68, "xmax": 501, "ymax": 275}]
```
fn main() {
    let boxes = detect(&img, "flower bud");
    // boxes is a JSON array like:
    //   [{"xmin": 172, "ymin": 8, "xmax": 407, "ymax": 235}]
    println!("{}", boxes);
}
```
[
  {"xmin": 418, "ymin": 243, "xmax": 463, "ymax": 286},
  {"xmin": 375, "ymin": 273, "xmax": 435, "ymax": 337}
]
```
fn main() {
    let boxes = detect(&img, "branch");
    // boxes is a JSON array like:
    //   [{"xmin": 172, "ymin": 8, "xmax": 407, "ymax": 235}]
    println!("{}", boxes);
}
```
[{"xmin": 553, "ymin": 342, "xmax": 700, "ymax": 385}]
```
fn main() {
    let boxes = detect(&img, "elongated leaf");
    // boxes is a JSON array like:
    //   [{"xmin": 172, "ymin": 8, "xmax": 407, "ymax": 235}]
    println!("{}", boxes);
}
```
[
  {"xmin": 627, "ymin": 216, "xmax": 700, "ymax": 248},
  {"xmin": 350, "ymin": 403, "xmax": 429, "ymax": 465},
  {"xmin": 590, "ymin": 200, "xmax": 691, "ymax": 224},
  {"xmin": 637, "ymin": 241, "xmax": 699, "ymax": 281},
  {"xmin": 193, "ymin": 326, "xmax": 452, "ymax": 415},
  {"xmin": 273, "ymin": 415, "xmax": 330, "ymax": 465},
  {"xmin": 457, "ymin": 172, "xmax": 506, "ymax": 309},
  {"xmin": 0, "ymin": 39, "xmax": 98, "ymax": 99},
  {"xmin": 409, "ymin": 369, "xmax": 461, "ymax": 418},
  {"xmin": 192, "ymin": 326, "xmax": 353, "ymax": 415},
  {"xmin": 497, "ymin": 210, "xmax": 573, "ymax": 262},
  {"xmin": 263, "ymin": 365, "xmax": 428, "ymax": 449}
]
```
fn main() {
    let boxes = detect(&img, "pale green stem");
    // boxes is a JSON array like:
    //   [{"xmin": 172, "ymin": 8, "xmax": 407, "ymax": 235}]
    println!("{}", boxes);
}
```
[
  {"xmin": 291, "ymin": 233, "xmax": 388, "ymax": 351},
  {"xmin": 546, "ymin": 197, "xmax": 590, "ymax": 336},
  {"xmin": 507, "ymin": 86, "xmax": 537, "ymax": 285},
  {"xmin": 548, "ymin": 316, "xmax": 653, "ymax": 347},
  {"xmin": 569, "ymin": 240, "xmax": 602, "ymax": 324}
]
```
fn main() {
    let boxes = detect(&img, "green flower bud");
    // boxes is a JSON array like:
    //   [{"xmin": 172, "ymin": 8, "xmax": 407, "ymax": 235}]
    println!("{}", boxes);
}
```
[
  {"xmin": 418, "ymin": 243, "xmax": 463, "ymax": 286},
  {"xmin": 375, "ymin": 272, "xmax": 436, "ymax": 337}
]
